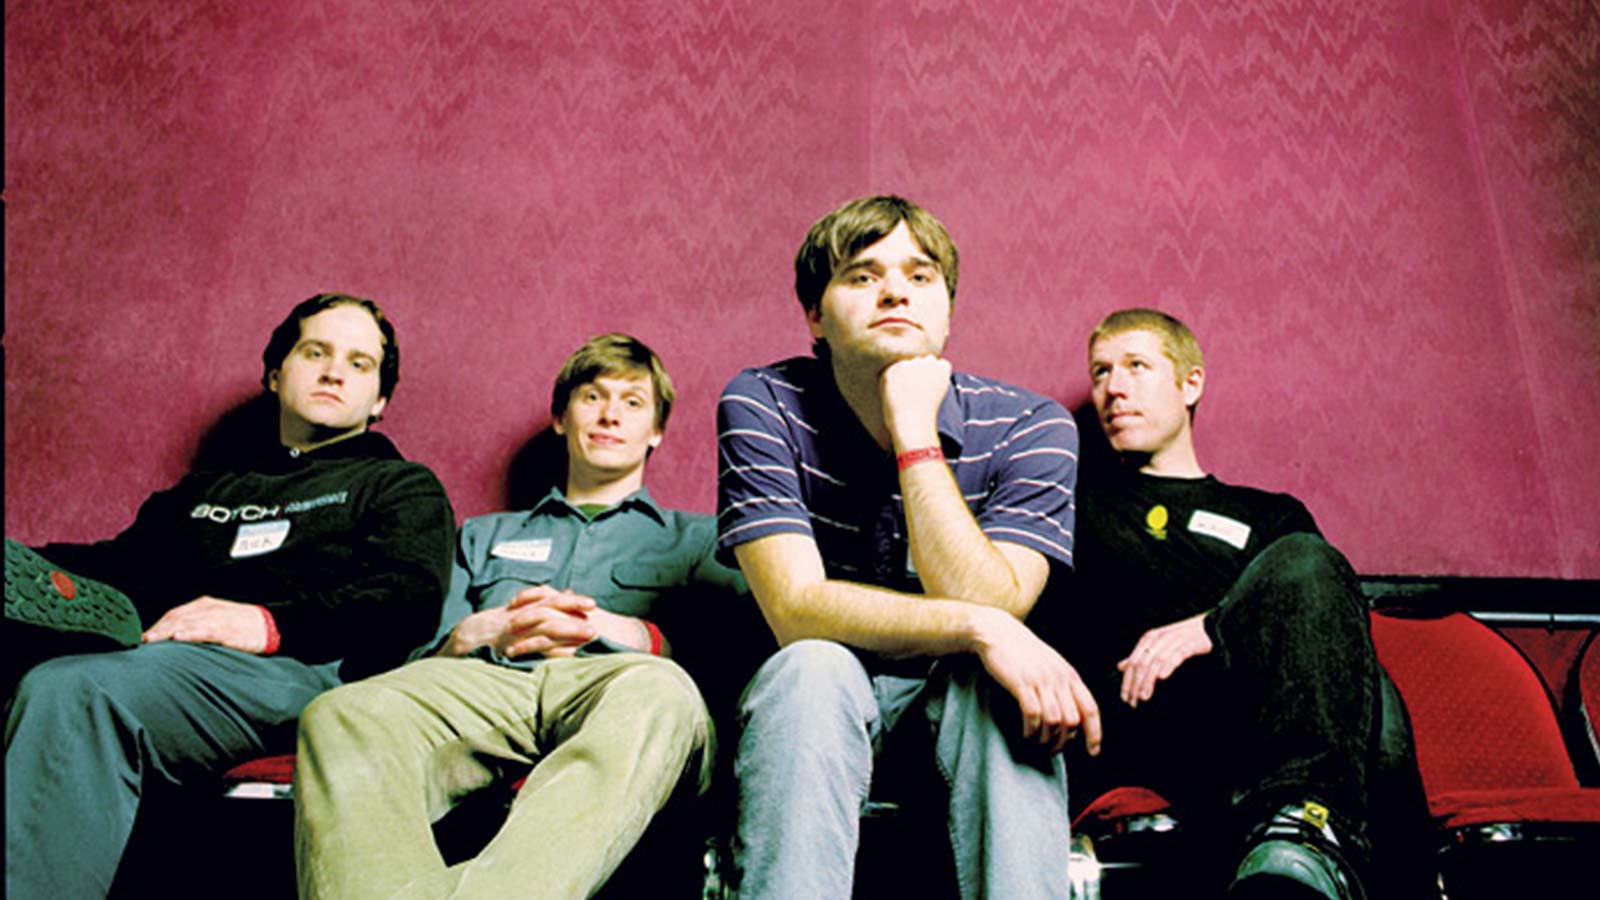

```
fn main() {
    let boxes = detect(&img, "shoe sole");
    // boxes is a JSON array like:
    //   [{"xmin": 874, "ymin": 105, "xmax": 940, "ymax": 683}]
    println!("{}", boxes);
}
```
[
  {"xmin": 1229, "ymin": 839, "xmax": 1354, "ymax": 900},
  {"xmin": 5, "ymin": 539, "xmax": 141, "ymax": 647},
  {"xmin": 1229, "ymin": 872, "xmax": 1341, "ymax": 900}
]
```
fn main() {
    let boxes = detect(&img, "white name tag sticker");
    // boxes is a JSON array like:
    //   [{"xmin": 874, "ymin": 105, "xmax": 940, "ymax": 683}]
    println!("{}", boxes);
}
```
[
  {"xmin": 1187, "ymin": 510, "xmax": 1251, "ymax": 550},
  {"xmin": 492, "ymin": 539, "xmax": 553, "ymax": 563},
  {"xmin": 231, "ymin": 520, "xmax": 291, "ymax": 558}
]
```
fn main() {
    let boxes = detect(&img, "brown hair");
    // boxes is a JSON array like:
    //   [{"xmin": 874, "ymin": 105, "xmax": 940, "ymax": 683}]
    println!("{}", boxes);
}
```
[
  {"xmin": 551, "ymin": 333, "xmax": 676, "ymax": 430},
  {"xmin": 261, "ymin": 293, "xmax": 398, "ymax": 423},
  {"xmin": 793, "ymin": 195, "xmax": 959, "ymax": 315}
]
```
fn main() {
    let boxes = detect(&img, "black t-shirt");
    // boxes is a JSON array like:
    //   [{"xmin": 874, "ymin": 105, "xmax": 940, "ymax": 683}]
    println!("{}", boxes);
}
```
[{"xmin": 1064, "ymin": 467, "xmax": 1319, "ymax": 674}]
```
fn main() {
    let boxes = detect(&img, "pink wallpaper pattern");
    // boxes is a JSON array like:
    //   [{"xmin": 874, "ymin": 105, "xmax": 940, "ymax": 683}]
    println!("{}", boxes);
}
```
[{"xmin": 6, "ymin": 0, "xmax": 1598, "ymax": 577}]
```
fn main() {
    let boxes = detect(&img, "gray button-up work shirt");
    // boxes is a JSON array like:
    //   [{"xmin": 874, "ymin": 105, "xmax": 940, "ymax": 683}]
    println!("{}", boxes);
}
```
[{"xmin": 422, "ymin": 487, "xmax": 746, "ymax": 668}]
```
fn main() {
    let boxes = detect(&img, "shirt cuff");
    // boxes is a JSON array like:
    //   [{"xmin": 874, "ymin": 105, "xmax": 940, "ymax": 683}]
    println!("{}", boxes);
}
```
[{"xmin": 258, "ymin": 605, "xmax": 281, "ymax": 655}]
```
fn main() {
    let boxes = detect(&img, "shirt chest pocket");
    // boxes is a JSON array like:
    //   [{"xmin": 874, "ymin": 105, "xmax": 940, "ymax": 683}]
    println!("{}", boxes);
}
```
[
  {"xmin": 473, "ymin": 558, "xmax": 561, "ymax": 609},
  {"xmin": 604, "ymin": 561, "xmax": 684, "ymax": 618}
]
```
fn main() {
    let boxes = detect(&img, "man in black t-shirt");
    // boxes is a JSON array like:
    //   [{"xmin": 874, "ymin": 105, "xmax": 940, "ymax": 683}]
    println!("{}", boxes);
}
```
[{"xmin": 1067, "ymin": 309, "xmax": 1423, "ymax": 900}]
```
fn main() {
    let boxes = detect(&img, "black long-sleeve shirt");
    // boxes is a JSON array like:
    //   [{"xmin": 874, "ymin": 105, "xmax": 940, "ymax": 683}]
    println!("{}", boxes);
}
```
[{"xmin": 38, "ymin": 431, "xmax": 456, "ymax": 680}]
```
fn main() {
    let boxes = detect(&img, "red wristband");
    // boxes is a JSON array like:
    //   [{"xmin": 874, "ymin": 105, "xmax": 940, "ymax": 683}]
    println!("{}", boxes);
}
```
[
  {"xmin": 258, "ymin": 606, "xmax": 281, "ymax": 655},
  {"xmin": 896, "ymin": 446, "xmax": 945, "ymax": 470},
  {"xmin": 643, "ymin": 620, "xmax": 663, "ymax": 656}
]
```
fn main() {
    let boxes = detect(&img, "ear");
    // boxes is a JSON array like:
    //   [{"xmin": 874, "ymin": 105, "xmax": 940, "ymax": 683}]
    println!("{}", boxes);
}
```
[
  {"xmin": 551, "ymin": 415, "xmax": 567, "ymax": 436},
  {"xmin": 648, "ymin": 427, "xmax": 663, "ymax": 450},
  {"xmin": 370, "ymin": 395, "xmax": 388, "ymax": 420},
  {"xmin": 267, "ymin": 370, "xmax": 281, "ymax": 393},
  {"xmin": 1181, "ymin": 366, "xmax": 1205, "ymax": 409},
  {"xmin": 805, "ymin": 303, "xmax": 825, "ymax": 341}
]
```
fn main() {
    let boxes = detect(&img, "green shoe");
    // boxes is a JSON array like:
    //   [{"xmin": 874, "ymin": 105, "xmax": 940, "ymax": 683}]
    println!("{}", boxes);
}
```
[
  {"xmin": 1227, "ymin": 802, "xmax": 1365, "ymax": 900},
  {"xmin": 5, "ymin": 539, "xmax": 142, "ymax": 648}
]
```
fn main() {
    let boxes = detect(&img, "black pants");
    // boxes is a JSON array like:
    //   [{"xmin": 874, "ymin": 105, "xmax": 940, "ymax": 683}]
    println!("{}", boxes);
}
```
[{"xmin": 1078, "ymin": 533, "xmax": 1387, "ymax": 858}]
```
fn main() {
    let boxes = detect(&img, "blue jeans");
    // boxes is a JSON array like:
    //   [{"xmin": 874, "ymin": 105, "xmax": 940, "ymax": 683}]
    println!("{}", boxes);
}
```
[
  {"xmin": 5, "ymin": 643, "xmax": 338, "ymax": 899},
  {"xmin": 733, "ymin": 640, "xmax": 1071, "ymax": 900}
]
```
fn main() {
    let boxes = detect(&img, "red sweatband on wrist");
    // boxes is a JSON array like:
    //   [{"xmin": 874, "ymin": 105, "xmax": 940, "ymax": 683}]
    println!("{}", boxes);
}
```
[
  {"xmin": 643, "ymin": 620, "xmax": 663, "ymax": 656},
  {"xmin": 258, "ymin": 606, "xmax": 281, "ymax": 655},
  {"xmin": 896, "ymin": 446, "xmax": 945, "ymax": 470}
]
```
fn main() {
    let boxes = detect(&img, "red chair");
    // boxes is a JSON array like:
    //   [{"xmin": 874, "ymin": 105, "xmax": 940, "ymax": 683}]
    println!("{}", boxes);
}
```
[
  {"xmin": 1370, "ymin": 611, "xmax": 1600, "ymax": 899},
  {"xmin": 1576, "ymin": 631, "xmax": 1600, "ymax": 783},
  {"xmin": 221, "ymin": 753, "xmax": 296, "ymax": 800},
  {"xmin": 1070, "ymin": 611, "xmax": 1599, "ymax": 899},
  {"xmin": 1068, "ymin": 786, "xmax": 1182, "ymax": 898}
]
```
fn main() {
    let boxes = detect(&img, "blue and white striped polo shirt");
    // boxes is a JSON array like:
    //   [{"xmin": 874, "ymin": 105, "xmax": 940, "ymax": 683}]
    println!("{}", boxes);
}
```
[{"xmin": 716, "ymin": 355, "xmax": 1077, "ymax": 595}]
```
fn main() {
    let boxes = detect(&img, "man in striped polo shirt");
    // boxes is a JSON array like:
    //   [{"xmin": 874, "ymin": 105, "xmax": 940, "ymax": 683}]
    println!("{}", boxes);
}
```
[{"xmin": 717, "ymin": 195, "xmax": 1100, "ymax": 899}]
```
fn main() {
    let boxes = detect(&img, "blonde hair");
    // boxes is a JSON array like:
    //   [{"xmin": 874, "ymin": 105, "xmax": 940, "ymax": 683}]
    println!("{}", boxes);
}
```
[{"xmin": 1088, "ymin": 308, "xmax": 1204, "ymax": 386}]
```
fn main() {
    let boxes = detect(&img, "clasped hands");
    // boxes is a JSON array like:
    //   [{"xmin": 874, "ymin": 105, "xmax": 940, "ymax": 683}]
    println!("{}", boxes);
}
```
[{"xmin": 446, "ymin": 585, "xmax": 625, "ymax": 659}]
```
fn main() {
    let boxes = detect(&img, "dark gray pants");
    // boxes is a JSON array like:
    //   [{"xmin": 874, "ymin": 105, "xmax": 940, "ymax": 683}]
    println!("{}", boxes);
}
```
[
  {"xmin": 5, "ymin": 642, "xmax": 338, "ymax": 899},
  {"xmin": 1086, "ymin": 534, "xmax": 1385, "ymax": 849},
  {"xmin": 1078, "ymin": 533, "xmax": 1434, "ymax": 896}
]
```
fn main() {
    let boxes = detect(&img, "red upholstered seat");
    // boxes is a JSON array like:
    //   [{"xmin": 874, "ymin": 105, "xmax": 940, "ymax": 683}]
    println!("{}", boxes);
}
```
[
  {"xmin": 221, "ymin": 753, "xmax": 296, "ymax": 799},
  {"xmin": 219, "ymin": 754, "xmax": 535, "ymax": 799},
  {"xmin": 1427, "ymin": 787, "xmax": 1600, "ymax": 830},
  {"xmin": 1071, "ymin": 786, "xmax": 1174, "ymax": 832},
  {"xmin": 1580, "ymin": 632, "xmax": 1600, "ymax": 775},
  {"xmin": 1369, "ymin": 611, "xmax": 1600, "ymax": 827},
  {"xmin": 223, "ymin": 754, "xmax": 296, "ymax": 784}
]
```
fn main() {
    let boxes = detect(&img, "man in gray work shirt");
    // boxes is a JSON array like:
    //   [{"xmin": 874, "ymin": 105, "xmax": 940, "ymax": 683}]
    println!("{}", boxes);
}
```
[{"xmin": 293, "ymin": 333, "xmax": 747, "ymax": 900}]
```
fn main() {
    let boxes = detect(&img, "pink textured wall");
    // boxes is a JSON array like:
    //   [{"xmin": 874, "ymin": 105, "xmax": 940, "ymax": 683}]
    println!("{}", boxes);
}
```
[{"xmin": 6, "ymin": 0, "xmax": 1599, "ymax": 578}]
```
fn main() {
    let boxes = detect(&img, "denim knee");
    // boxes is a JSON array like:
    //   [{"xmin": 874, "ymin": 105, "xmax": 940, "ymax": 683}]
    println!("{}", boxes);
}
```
[
  {"xmin": 734, "ymin": 639, "xmax": 878, "ymax": 889},
  {"xmin": 740, "ymin": 640, "xmax": 874, "ymax": 723}
]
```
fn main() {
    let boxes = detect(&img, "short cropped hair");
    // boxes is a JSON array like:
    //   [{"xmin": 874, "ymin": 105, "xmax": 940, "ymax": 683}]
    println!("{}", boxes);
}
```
[
  {"xmin": 551, "ymin": 333, "xmax": 676, "ymax": 431},
  {"xmin": 793, "ymin": 195, "xmax": 960, "ymax": 315},
  {"xmin": 261, "ymin": 293, "xmax": 400, "ymax": 406},
  {"xmin": 1088, "ymin": 308, "xmax": 1205, "ymax": 388}
]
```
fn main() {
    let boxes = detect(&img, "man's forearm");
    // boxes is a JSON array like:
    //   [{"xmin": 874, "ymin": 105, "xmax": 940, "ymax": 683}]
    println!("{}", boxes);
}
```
[
  {"xmin": 433, "ymin": 606, "xmax": 500, "ymax": 658},
  {"xmin": 766, "ymin": 575, "xmax": 987, "ymax": 656},
  {"xmin": 586, "ymin": 607, "xmax": 668, "ymax": 656},
  {"xmin": 898, "ymin": 459, "xmax": 1031, "ymax": 615}
]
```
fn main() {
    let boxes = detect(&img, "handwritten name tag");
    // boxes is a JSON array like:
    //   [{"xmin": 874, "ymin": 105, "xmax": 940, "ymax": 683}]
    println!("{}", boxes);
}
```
[
  {"xmin": 1187, "ymin": 510, "xmax": 1252, "ymax": 550},
  {"xmin": 492, "ymin": 539, "xmax": 553, "ymax": 563},
  {"xmin": 231, "ymin": 520, "xmax": 291, "ymax": 558}
]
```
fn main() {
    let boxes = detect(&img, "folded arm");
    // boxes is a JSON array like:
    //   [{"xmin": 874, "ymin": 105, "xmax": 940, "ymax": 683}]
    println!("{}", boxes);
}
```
[{"xmin": 735, "ymin": 533, "xmax": 1099, "ymax": 753}]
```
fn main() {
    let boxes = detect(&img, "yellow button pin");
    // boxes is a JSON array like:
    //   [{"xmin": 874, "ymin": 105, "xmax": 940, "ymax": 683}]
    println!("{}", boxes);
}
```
[{"xmin": 1145, "ymin": 505, "xmax": 1169, "ymax": 540}]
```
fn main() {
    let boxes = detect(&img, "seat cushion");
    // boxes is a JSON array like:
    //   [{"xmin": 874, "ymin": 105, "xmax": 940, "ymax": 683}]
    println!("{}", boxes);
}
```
[
  {"xmin": 1072, "ymin": 786, "xmax": 1174, "ymax": 831},
  {"xmin": 222, "ymin": 753, "xmax": 296, "ymax": 785},
  {"xmin": 1430, "ymin": 786, "xmax": 1600, "ymax": 830}
]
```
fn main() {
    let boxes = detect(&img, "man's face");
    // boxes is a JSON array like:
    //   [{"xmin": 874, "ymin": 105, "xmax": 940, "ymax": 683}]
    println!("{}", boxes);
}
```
[
  {"xmin": 1089, "ymin": 329, "xmax": 1201, "ymax": 459},
  {"xmin": 808, "ymin": 220, "xmax": 952, "ymax": 367},
  {"xmin": 269, "ymin": 304, "xmax": 388, "ymax": 443},
  {"xmin": 554, "ymin": 371, "xmax": 663, "ymax": 482}
]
